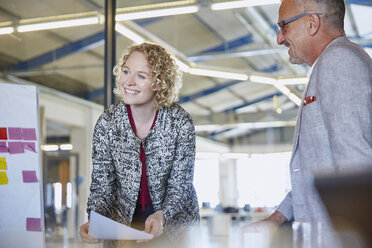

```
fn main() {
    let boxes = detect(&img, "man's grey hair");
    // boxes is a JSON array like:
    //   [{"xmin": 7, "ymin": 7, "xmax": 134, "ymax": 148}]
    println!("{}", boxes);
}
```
[{"xmin": 296, "ymin": 0, "xmax": 345, "ymax": 30}]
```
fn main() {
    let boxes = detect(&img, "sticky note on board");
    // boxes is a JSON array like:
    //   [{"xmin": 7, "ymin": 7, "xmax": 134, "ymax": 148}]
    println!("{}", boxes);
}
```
[
  {"xmin": 22, "ymin": 128, "xmax": 37, "ymax": 140},
  {"xmin": 8, "ymin": 142, "xmax": 24, "ymax": 154},
  {"xmin": 0, "ymin": 142, "xmax": 7, "ymax": 153},
  {"xmin": 8, "ymin": 127, "xmax": 22, "ymax": 140},
  {"xmin": 22, "ymin": 170, "xmax": 38, "ymax": 183},
  {"xmin": 0, "ymin": 157, "xmax": 6, "ymax": 170},
  {"xmin": 23, "ymin": 142, "xmax": 36, "ymax": 153},
  {"xmin": 0, "ymin": 171, "xmax": 8, "ymax": 185},
  {"xmin": 0, "ymin": 128, "xmax": 7, "ymax": 140},
  {"xmin": 26, "ymin": 218, "xmax": 41, "ymax": 232}
]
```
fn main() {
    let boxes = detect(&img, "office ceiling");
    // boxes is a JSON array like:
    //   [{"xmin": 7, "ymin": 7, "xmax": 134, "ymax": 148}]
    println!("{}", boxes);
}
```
[{"xmin": 1, "ymin": 0, "xmax": 371, "ymax": 148}]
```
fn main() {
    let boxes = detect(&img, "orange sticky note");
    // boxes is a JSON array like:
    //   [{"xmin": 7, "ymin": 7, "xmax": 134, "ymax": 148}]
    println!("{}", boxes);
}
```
[
  {"xmin": 0, "ymin": 171, "xmax": 8, "ymax": 185},
  {"xmin": 0, "ymin": 157, "xmax": 6, "ymax": 170}
]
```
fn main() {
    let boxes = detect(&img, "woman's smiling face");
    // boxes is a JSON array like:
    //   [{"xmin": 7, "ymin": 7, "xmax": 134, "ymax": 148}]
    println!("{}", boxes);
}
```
[{"xmin": 119, "ymin": 51, "xmax": 156, "ymax": 109}]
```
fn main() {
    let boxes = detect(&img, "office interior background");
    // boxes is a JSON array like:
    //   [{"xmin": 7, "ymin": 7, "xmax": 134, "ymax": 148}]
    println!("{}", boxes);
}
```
[{"xmin": 0, "ymin": 0, "xmax": 371, "ymax": 247}]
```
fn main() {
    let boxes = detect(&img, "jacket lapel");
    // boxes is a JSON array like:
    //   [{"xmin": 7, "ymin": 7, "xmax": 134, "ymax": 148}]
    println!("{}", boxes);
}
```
[{"xmin": 291, "ymin": 77, "xmax": 313, "ymax": 155}]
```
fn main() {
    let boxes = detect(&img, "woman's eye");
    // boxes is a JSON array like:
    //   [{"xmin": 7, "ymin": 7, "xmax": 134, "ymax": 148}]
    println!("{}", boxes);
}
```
[
  {"xmin": 122, "ymin": 69, "xmax": 129, "ymax": 74},
  {"xmin": 138, "ymin": 74, "xmax": 145, "ymax": 79}
]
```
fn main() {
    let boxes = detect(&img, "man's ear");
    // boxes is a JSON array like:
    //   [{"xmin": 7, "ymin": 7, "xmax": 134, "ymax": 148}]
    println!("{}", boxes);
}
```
[{"xmin": 308, "ymin": 13, "xmax": 321, "ymax": 36}]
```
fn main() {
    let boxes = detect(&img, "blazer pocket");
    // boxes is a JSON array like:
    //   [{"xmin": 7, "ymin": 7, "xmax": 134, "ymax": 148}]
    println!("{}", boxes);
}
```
[{"xmin": 301, "ymin": 101, "xmax": 323, "ymax": 130}]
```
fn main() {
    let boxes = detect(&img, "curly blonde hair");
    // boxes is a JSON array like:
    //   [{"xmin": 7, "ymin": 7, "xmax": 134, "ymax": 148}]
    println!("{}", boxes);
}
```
[{"xmin": 113, "ymin": 42, "xmax": 183, "ymax": 110}]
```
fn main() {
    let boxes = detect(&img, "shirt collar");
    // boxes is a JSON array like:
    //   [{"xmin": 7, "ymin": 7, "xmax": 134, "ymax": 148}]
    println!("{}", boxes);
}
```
[{"xmin": 307, "ymin": 58, "xmax": 319, "ymax": 78}]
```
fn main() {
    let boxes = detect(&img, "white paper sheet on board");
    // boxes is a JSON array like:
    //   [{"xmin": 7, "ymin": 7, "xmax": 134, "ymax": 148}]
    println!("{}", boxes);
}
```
[{"xmin": 88, "ymin": 210, "xmax": 153, "ymax": 240}]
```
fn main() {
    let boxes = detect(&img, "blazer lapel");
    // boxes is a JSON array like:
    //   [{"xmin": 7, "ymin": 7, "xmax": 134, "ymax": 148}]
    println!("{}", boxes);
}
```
[{"xmin": 291, "ymin": 78, "xmax": 312, "ymax": 155}]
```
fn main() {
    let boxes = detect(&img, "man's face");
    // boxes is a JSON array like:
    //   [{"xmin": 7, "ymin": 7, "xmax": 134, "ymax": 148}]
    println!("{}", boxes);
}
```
[{"xmin": 277, "ymin": 0, "xmax": 309, "ymax": 65}]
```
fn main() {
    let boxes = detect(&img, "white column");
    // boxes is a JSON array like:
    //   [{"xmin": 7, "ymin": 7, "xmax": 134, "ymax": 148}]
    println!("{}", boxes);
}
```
[
  {"xmin": 70, "ymin": 108, "xmax": 101, "ymax": 228},
  {"xmin": 219, "ymin": 158, "xmax": 239, "ymax": 208}
]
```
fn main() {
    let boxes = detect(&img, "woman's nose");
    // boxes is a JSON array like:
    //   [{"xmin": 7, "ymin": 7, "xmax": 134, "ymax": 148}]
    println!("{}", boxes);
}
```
[{"xmin": 123, "ymin": 74, "xmax": 135, "ymax": 86}]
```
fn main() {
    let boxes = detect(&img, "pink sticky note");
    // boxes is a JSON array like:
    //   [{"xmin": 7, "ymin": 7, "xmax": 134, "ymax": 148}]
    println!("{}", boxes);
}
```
[
  {"xmin": 22, "ymin": 170, "xmax": 38, "ymax": 183},
  {"xmin": 0, "ymin": 142, "xmax": 8, "ymax": 153},
  {"xmin": 23, "ymin": 142, "xmax": 36, "ymax": 153},
  {"xmin": 8, "ymin": 142, "xmax": 24, "ymax": 154},
  {"xmin": 26, "ymin": 218, "xmax": 41, "ymax": 232},
  {"xmin": 22, "ymin": 128, "xmax": 37, "ymax": 140},
  {"xmin": 8, "ymin": 127, "xmax": 22, "ymax": 140}
]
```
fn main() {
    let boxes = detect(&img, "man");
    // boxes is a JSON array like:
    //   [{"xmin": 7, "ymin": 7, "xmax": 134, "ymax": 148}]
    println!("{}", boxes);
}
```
[{"xmin": 244, "ymin": 0, "xmax": 372, "ymax": 245}]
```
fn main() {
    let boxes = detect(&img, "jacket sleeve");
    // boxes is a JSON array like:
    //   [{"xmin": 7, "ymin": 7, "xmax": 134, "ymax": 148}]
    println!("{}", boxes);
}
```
[
  {"xmin": 161, "ymin": 113, "xmax": 199, "ymax": 223},
  {"xmin": 276, "ymin": 191, "xmax": 294, "ymax": 222},
  {"xmin": 86, "ymin": 111, "xmax": 117, "ymax": 219}
]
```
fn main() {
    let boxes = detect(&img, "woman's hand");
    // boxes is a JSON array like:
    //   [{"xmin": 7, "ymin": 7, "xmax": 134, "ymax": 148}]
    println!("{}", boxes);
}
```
[
  {"xmin": 79, "ymin": 221, "xmax": 103, "ymax": 244},
  {"xmin": 144, "ymin": 211, "xmax": 165, "ymax": 238}
]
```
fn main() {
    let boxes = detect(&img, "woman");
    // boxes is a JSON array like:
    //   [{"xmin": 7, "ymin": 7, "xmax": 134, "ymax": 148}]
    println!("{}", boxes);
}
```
[{"xmin": 79, "ymin": 43, "xmax": 199, "ymax": 247}]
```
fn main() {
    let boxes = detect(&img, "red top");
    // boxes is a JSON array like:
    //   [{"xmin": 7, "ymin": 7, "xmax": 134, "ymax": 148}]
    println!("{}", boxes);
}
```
[{"xmin": 126, "ymin": 105, "xmax": 158, "ymax": 211}]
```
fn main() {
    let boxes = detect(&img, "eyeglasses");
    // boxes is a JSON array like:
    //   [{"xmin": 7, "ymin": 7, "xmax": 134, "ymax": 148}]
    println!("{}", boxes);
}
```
[{"xmin": 277, "ymin": 11, "xmax": 323, "ymax": 32}]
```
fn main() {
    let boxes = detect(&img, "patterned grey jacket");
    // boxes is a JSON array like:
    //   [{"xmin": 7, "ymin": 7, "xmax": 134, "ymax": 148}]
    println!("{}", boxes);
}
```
[{"xmin": 87, "ymin": 101, "xmax": 200, "ymax": 229}]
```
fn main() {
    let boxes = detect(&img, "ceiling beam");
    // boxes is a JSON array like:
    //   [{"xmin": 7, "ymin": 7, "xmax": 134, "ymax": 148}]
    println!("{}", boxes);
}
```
[
  {"xmin": 197, "ymin": 34, "xmax": 253, "ymax": 54},
  {"xmin": 178, "ymin": 80, "xmax": 244, "ymax": 104},
  {"xmin": 9, "ymin": 31, "xmax": 105, "ymax": 71},
  {"xmin": 188, "ymin": 48, "xmax": 282, "ymax": 62},
  {"xmin": 8, "ymin": 16, "xmax": 162, "ymax": 72},
  {"xmin": 223, "ymin": 92, "xmax": 282, "ymax": 112}
]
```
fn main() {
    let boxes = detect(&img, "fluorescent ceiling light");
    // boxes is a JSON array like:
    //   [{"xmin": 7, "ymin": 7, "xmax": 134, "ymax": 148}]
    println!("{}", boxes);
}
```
[
  {"xmin": 60, "ymin": 144, "xmax": 73, "ymax": 150},
  {"xmin": 274, "ymin": 81, "xmax": 303, "ymax": 105},
  {"xmin": 189, "ymin": 68, "xmax": 248, "ymax": 80},
  {"xmin": 66, "ymin": 182, "xmax": 72, "ymax": 208},
  {"xmin": 211, "ymin": 0, "xmax": 280, "ymax": 10},
  {"xmin": 0, "ymin": 27, "xmax": 14, "ymax": 35},
  {"xmin": 117, "ymin": 0, "xmax": 197, "ymax": 12},
  {"xmin": 174, "ymin": 57, "xmax": 190, "ymax": 72},
  {"xmin": 115, "ymin": 23, "xmax": 145, "ymax": 43},
  {"xmin": 17, "ymin": 17, "xmax": 99, "ymax": 32},
  {"xmin": 195, "ymin": 120, "xmax": 296, "ymax": 132},
  {"xmin": 274, "ymin": 83, "xmax": 291, "ymax": 96},
  {"xmin": 274, "ymin": 84, "xmax": 301, "ymax": 106},
  {"xmin": 42, "ymin": 145, "xmax": 59, "ymax": 151},
  {"xmin": 251, "ymin": 75, "xmax": 302, "ymax": 106},
  {"xmin": 235, "ymin": 120, "xmax": 296, "ymax": 129},
  {"xmin": 250, "ymin": 75, "xmax": 276, "ymax": 84},
  {"xmin": 277, "ymin": 77, "xmax": 309, "ymax": 85},
  {"xmin": 288, "ymin": 93, "xmax": 302, "ymax": 106},
  {"xmin": 116, "ymin": 6, "xmax": 199, "ymax": 21},
  {"xmin": 54, "ymin": 182, "xmax": 62, "ymax": 212},
  {"xmin": 195, "ymin": 124, "xmax": 222, "ymax": 132}
]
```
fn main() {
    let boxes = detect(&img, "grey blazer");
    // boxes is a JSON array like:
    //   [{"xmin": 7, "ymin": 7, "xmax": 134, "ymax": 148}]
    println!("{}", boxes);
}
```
[
  {"xmin": 87, "ymin": 101, "xmax": 200, "ymax": 231},
  {"xmin": 277, "ymin": 36, "xmax": 372, "ymax": 224}
]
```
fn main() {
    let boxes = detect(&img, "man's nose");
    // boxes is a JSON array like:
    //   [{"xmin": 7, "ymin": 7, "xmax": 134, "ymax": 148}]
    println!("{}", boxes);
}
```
[{"xmin": 277, "ymin": 31, "xmax": 284, "ymax": 45}]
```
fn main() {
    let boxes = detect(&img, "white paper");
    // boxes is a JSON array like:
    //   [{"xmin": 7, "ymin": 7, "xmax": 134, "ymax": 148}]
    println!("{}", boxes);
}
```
[
  {"xmin": 243, "ymin": 232, "xmax": 269, "ymax": 248},
  {"xmin": 88, "ymin": 210, "xmax": 153, "ymax": 240}
]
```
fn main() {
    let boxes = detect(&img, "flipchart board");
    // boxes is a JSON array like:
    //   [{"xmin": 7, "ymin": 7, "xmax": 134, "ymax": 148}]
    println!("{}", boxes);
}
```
[{"xmin": 0, "ymin": 83, "xmax": 44, "ymax": 248}]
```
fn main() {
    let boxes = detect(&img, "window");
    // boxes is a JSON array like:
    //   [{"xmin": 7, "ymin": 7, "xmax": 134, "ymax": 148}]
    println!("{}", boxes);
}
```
[
  {"xmin": 236, "ymin": 152, "xmax": 291, "ymax": 208},
  {"xmin": 194, "ymin": 158, "xmax": 219, "ymax": 208}
]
